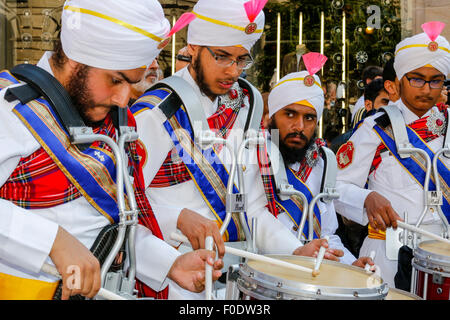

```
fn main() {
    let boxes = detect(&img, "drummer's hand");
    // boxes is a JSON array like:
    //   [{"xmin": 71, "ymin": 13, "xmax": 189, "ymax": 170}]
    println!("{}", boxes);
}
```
[
  {"xmin": 49, "ymin": 226, "xmax": 101, "ymax": 300},
  {"xmin": 177, "ymin": 208, "xmax": 225, "ymax": 259},
  {"xmin": 168, "ymin": 249, "xmax": 223, "ymax": 293},
  {"xmin": 292, "ymin": 238, "xmax": 329, "ymax": 257},
  {"xmin": 352, "ymin": 256, "xmax": 375, "ymax": 269},
  {"xmin": 364, "ymin": 191, "xmax": 403, "ymax": 231},
  {"xmin": 318, "ymin": 248, "xmax": 344, "ymax": 262}
]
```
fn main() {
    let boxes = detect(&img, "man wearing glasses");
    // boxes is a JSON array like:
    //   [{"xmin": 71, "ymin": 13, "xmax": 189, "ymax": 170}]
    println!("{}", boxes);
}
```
[
  {"xmin": 334, "ymin": 22, "xmax": 450, "ymax": 288},
  {"xmin": 175, "ymin": 46, "xmax": 191, "ymax": 72},
  {"xmin": 131, "ymin": 0, "xmax": 328, "ymax": 299}
]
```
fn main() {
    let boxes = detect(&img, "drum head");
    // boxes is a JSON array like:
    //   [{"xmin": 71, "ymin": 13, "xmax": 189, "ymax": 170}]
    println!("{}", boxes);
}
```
[
  {"xmin": 386, "ymin": 288, "xmax": 422, "ymax": 300},
  {"xmin": 419, "ymin": 240, "xmax": 450, "ymax": 257},
  {"xmin": 238, "ymin": 255, "xmax": 387, "ymax": 300}
]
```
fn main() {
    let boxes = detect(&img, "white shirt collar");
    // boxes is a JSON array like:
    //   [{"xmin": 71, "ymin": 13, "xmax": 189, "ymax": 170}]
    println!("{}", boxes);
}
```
[
  {"xmin": 36, "ymin": 51, "xmax": 54, "ymax": 76},
  {"xmin": 397, "ymin": 98, "xmax": 432, "ymax": 125},
  {"xmin": 289, "ymin": 162, "xmax": 300, "ymax": 172}
]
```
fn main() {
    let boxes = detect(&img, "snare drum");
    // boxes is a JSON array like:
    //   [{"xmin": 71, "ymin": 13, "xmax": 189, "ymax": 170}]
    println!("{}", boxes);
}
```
[
  {"xmin": 386, "ymin": 288, "xmax": 422, "ymax": 300},
  {"xmin": 412, "ymin": 240, "xmax": 450, "ymax": 300},
  {"xmin": 226, "ymin": 255, "xmax": 388, "ymax": 300}
]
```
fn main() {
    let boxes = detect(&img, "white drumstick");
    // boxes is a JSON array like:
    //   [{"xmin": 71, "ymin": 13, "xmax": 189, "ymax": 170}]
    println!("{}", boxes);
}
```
[
  {"xmin": 364, "ymin": 250, "xmax": 376, "ymax": 273},
  {"xmin": 204, "ymin": 236, "xmax": 214, "ymax": 300},
  {"xmin": 312, "ymin": 235, "xmax": 329, "ymax": 277},
  {"xmin": 396, "ymin": 221, "xmax": 450, "ymax": 246},
  {"xmin": 42, "ymin": 263, "xmax": 127, "ymax": 300},
  {"xmin": 171, "ymin": 232, "xmax": 313, "ymax": 274}
]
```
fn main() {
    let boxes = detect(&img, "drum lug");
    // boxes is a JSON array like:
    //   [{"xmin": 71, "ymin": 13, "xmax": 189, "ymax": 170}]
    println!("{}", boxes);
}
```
[
  {"xmin": 225, "ymin": 265, "xmax": 241, "ymax": 300},
  {"xmin": 432, "ymin": 272, "xmax": 444, "ymax": 285}
]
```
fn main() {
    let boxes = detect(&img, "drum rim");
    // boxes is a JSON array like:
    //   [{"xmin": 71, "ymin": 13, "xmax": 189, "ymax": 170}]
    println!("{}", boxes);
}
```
[
  {"xmin": 237, "ymin": 254, "xmax": 388, "ymax": 300},
  {"xmin": 414, "ymin": 240, "xmax": 450, "ymax": 272}
]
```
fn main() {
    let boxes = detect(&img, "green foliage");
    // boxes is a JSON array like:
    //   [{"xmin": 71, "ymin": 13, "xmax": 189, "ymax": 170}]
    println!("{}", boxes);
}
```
[{"xmin": 251, "ymin": 0, "xmax": 402, "ymax": 97}]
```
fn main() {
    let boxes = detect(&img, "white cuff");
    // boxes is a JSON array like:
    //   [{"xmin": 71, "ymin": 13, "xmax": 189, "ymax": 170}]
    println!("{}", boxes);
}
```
[
  {"xmin": 0, "ymin": 200, "xmax": 59, "ymax": 274},
  {"xmin": 135, "ymin": 224, "xmax": 180, "ymax": 292}
]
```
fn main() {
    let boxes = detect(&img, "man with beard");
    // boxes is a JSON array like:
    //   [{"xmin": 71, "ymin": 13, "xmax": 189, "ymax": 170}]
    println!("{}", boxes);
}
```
[
  {"xmin": 131, "ymin": 0, "xmax": 329, "ymax": 299},
  {"xmin": 0, "ymin": 0, "xmax": 223, "ymax": 300},
  {"xmin": 334, "ymin": 22, "xmax": 450, "ymax": 288},
  {"xmin": 263, "ymin": 68, "xmax": 374, "ymax": 268},
  {"xmin": 129, "ymin": 59, "xmax": 161, "ymax": 106}
]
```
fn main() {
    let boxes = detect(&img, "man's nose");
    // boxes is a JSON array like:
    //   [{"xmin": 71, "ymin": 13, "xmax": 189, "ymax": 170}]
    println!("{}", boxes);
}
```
[{"xmin": 112, "ymin": 85, "xmax": 132, "ymax": 108}]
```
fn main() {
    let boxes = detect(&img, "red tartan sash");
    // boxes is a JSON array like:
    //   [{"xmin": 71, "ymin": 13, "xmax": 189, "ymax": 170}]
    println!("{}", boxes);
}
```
[
  {"xmin": 150, "ymin": 88, "xmax": 249, "ymax": 188},
  {"xmin": 0, "ymin": 148, "xmax": 82, "ymax": 208},
  {"xmin": 293, "ymin": 138, "xmax": 326, "ymax": 182},
  {"xmin": 0, "ymin": 117, "xmax": 120, "ymax": 208},
  {"xmin": 369, "ymin": 104, "xmax": 448, "ymax": 175}
]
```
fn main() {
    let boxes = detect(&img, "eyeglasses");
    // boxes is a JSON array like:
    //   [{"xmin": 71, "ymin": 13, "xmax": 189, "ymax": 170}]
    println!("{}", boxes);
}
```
[
  {"xmin": 176, "ymin": 54, "xmax": 191, "ymax": 63},
  {"xmin": 205, "ymin": 46, "xmax": 254, "ymax": 70},
  {"xmin": 404, "ymin": 75, "xmax": 444, "ymax": 89}
]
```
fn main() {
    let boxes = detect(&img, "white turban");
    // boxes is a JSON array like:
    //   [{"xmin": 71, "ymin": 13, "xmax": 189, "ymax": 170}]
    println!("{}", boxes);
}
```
[
  {"xmin": 268, "ymin": 71, "xmax": 324, "ymax": 121},
  {"xmin": 187, "ymin": 0, "xmax": 265, "ymax": 53},
  {"xmin": 61, "ymin": 0, "xmax": 171, "ymax": 70},
  {"xmin": 394, "ymin": 32, "xmax": 450, "ymax": 80}
]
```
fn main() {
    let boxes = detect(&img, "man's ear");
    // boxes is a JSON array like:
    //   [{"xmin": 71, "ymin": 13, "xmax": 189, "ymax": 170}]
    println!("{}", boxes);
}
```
[
  {"xmin": 394, "ymin": 77, "xmax": 401, "ymax": 95},
  {"xmin": 384, "ymin": 80, "xmax": 393, "ymax": 94},
  {"xmin": 65, "ymin": 57, "xmax": 82, "ymax": 74},
  {"xmin": 187, "ymin": 44, "xmax": 200, "ymax": 59},
  {"xmin": 364, "ymin": 99, "xmax": 373, "ymax": 112}
]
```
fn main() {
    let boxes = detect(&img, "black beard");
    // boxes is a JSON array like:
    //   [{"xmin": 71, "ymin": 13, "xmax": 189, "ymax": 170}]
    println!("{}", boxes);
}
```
[
  {"xmin": 269, "ymin": 119, "xmax": 316, "ymax": 166},
  {"xmin": 65, "ymin": 64, "xmax": 106, "ymax": 127},
  {"xmin": 192, "ymin": 48, "xmax": 219, "ymax": 100}
]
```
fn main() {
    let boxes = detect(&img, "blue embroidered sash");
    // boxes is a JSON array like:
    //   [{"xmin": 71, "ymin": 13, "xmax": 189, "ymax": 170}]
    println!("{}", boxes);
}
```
[
  {"xmin": 274, "ymin": 168, "xmax": 322, "ymax": 239},
  {"xmin": 2, "ymin": 71, "xmax": 122, "ymax": 223},
  {"xmin": 131, "ymin": 89, "xmax": 247, "ymax": 241},
  {"xmin": 373, "ymin": 124, "xmax": 450, "ymax": 221}
]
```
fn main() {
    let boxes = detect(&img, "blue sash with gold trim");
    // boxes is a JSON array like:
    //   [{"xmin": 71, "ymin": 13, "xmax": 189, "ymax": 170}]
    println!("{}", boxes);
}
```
[
  {"xmin": 2, "ymin": 71, "xmax": 122, "ymax": 223},
  {"xmin": 0, "ymin": 70, "xmax": 19, "ymax": 89},
  {"xmin": 274, "ymin": 168, "xmax": 322, "ymax": 239},
  {"xmin": 132, "ymin": 90, "xmax": 247, "ymax": 241},
  {"xmin": 373, "ymin": 124, "xmax": 450, "ymax": 221}
]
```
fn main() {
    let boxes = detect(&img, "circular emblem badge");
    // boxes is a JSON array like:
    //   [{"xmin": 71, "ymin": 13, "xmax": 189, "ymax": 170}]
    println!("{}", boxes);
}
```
[
  {"xmin": 303, "ymin": 75, "xmax": 315, "ymax": 87},
  {"xmin": 428, "ymin": 41, "xmax": 438, "ymax": 52},
  {"xmin": 336, "ymin": 141, "xmax": 355, "ymax": 170},
  {"xmin": 136, "ymin": 139, "xmax": 148, "ymax": 169},
  {"xmin": 426, "ymin": 109, "xmax": 446, "ymax": 136},
  {"xmin": 245, "ymin": 22, "xmax": 257, "ymax": 35},
  {"xmin": 157, "ymin": 38, "xmax": 171, "ymax": 50}
]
